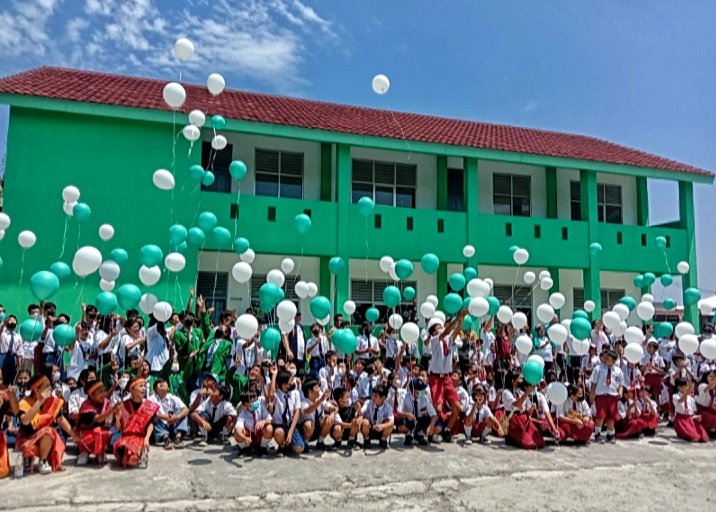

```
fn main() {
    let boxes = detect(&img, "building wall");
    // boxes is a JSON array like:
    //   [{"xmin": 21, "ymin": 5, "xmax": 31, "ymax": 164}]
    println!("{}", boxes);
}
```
[{"xmin": 555, "ymin": 168, "xmax": 637, "ymax": 225}]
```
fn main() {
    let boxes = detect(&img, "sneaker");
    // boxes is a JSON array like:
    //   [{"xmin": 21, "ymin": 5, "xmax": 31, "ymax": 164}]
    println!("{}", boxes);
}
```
[
  {"xmin": 478, "ymin": 436, "xmax": 489, "ymax": 445},
  {"xmin": 76, "ymin": 453, "xmax": 89, "ymax": 466},
  {"xmin": 463, "ymin": 437, "xmax": 473, "ymax": 446},
  {"xmin": 39, "ymin": 460, "xmax": 52, "ymax": 475},
  {"xmin": 416, "ymin": 435, "xmax": 428, "ymax": 446},
  {"xmin": 606, "ymin": 434, "xmax": 616, "ymax": 444},
  {"xmin": 174, "ymin": 435, "xmax": 185, "ymax": 449},
  {"xmin": 442, "ymin": 430, "xmax": 453, "ymax": 443},
  {"xmin": 197, "ymin": 436, "xmax": 208, "ymax": 447},
  {"xmin": 431, "ymin": 434, "xmax": 442, "ymax": 444},
  {"xmin": 347, "ymin": 439, "xmax": 356, "ymax": 449},
  {"xmin": 363, "ymin": 439, "xmax": 372, "ymax": 449},
  {"xmin": 404, "ymin": 434, "xmax": 413, "ymax": 447},
  {"xmin": 163, "ymin": 436, "xmax": 173, "ymax": 451},
  {"xmin": 378, "ymin": 439, "xmax": 388, "ymax": 450}
]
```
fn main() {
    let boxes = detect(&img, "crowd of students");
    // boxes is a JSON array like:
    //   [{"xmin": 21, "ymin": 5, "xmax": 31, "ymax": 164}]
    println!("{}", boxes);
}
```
[{"xmin": 0, "ymin": 292, "xmax": 715, "ymax": 477}]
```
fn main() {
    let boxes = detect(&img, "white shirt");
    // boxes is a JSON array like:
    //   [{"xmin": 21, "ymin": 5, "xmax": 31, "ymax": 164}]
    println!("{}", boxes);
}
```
[
  {"xmin": 196, "ymin": 399, "xmax": 237, "ymax": 423},
  {"xmin": 66, "ymin": 342, "xmax": 86, "ymax": 381},
  {"xmin": 68, "ymin": 388, "xmax": 88, "ymax": 415},
  {"xmin": 535, "ymin": 337, "xmax": 553, "ymax": 363},
  {"xmin": 318, "ymin": 365, "xmax": 342, "ymax": 391},
  {"xmin": 591, "ymin": 329, "xmax": 610, "ymax": 354},
  {"xmin": 658, "ymin": 338, "xmax": 675, "ymax": 363},
  {"xmin": 0, "ymin": 330, "xmax": 23, "ymax": 356},
  {"xmin": 232, "ymin": 338, "xmax": 257, "ymax": 376},
  {"xmin": 555, "ymin": 398, "xmax": 591, "ymax": 419},
  {"xmin": 299, "ymin": 397, "xmax": 332, "ymax": 423},
  {"xmin": 468, "ymin": 403, "xmax": 493, "ymax": 424},
  {"xmin": 618, "ymin": 399, "xmax": 641, "ymax": 420},
  {"xmin": 590, "ymin": 364, "xmax": 624, "ymax": 396},
  {"xmin": 21, "ymin": 340, "xmax": 37, "ymax": 360},
  {"xmin": 95, "ymin": 329, "xmax": 118, "ymax": 355},
  {"xmin": 150, "ymin": 392, "xmax": 187, "ymax": 416},
  {"xmin": 695, "ymin": 383, "xmax": 715, "ymax": 408},
  {"xmin": 502, "ymin": 388, "xmax": 532, "ymax": 413},
  {"xmin": 43, "ymin": 328, "xmax": 57, "ymax": 354},
  {"xmin": 146, "ymin": 325, "xmax": 170, "ymax": 373},
  {"xmin": 272, "ymin": 388, "xmax": 302, "ymax": 425},
  {"xmin": 456, "ymin": 385, "xmax": 472, "ymax": 413},
  {"xmin": 481, "ymin": 329, "xmax": 495, "ymax": 355},
  {"xmin": 641, "ymin": 352, "xmax": 665, "ymax": 371},
  {"xmin": 386, "ymin": 336, "xmax": 403, "ymax": 359},
  {"xmin": 428, "ymin": 334, "xmax": 454, "ymax": 375},
  {"xmin": 398, "ymin": 393, "xmax": 437, "ymax": 418},
  {"xmin": 357, "ymin": 334, "xmax": 379, "ymax": 360},
  {"xmin": 308, "ymin": 335, "xmax": 329, "ymax": 358},
  {"xmin": 361, "ymin": 400, "xmax": 394, "ymax": 425},
  {"xmin": 235, "ymin": 403, "xmax": 271, "ymax": 433},
  {"xmin": 672, "ymin": 392, "xmax": 696, "ymax": 416}
]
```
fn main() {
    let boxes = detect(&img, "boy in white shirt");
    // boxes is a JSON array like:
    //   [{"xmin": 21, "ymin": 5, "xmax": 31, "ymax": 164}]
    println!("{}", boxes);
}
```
[
  {"xmin": 299, "ymin": 378, "xmax": 336, "ymax": 451},
  {"xmin": 234, "ymin": 391, "xmax": 273, "ymax": 456},
  {"xmin": 331, "ymin": 386, "xmax": 362, "ymax": 449},
  {"xmin": 191, "ymin": 384, "xmax": 237, "ymax": 446},
  {"xmin": 271, "ymin": 369, "xmax": 304, "ymax": 454},
  {"xmin": 360, "ymin": 384, "xmax": 394, "ymax": 449},
  {"xmin": 397, "ymin": 378, "xmax": 439, "ymax": 446},
  {"xmin": 589, "ymin": 350, "xmax": 624, "ymax": 443},
  {"xmin": 150, "ymin": 378, "xmax": 189, "ymax": 449}
]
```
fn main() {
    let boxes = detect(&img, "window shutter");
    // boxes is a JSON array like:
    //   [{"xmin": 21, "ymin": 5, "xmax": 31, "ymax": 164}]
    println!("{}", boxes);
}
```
[
  {"xmin": 197, "ymin": 272, "xmax": 228, "ymax": 299},
  {"xmin": 396, "ymin": 164, "xmax": 417, "ymax": 186},
  {"xmin": 493, "ymin": 174, "xmax": 511, "ymax": 195},
  {"xmin": 352, "ymin": 160, "xmax": 373, "ymax": 182},
  {"xmin": 604, "ymin": 184, "xmax": 622, "ymax": 205},
  {"xmin": 492, "ymin": 285, "xmax": 531, "ymax": 308},
  {"xmin": 512, "ymin": 175, "xmax": 531, "ymax": 196},
  {"xmin": 573, "ymin": 288, "xmax": 585, "ymax": 310},
  {"xmin": 351, "ymin": 280, "xmax": 374, "ymax": 304},
  {"xmin": 280, "ymin": 151, "xmax": 304, "ymax": 177},
  {"xmin": 255, "ymin": 149, "xmax": 279, "ymax": 174},
  {"xmin": 374, "ymin": 162, "xmax": 394, "ymax": 184},
  {"xmin": 570, "ymin": 180, "xmax": 581, "ymax": 201}
]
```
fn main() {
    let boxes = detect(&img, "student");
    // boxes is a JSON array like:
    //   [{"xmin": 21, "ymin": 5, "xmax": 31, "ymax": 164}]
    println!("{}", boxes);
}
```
[
  {"xmin": 397, "ymin": 378, "xmax": 439, "ymax": 446},
  {"xmin": 694, "ymin": 370, "xmax": 716, "ymax": 433},
  {"xmin": 672, "ymin": 377, "xmax": 709, "ymax": 442},
  {"xmin": 0, "ymin": 315, "xmax": 22, "ymax": 385},
  {"xmin": 299, "ymin": 378, "xmax": 336, "ymax": 450},
  {"xmin": 668, "ymin": 354, "xmax": 695, "ymax": 423},
  {"xmin": 307, "ymin": 324, "xmax": 329, "ymax": 378},
  {"xmin": 589, "ymin": 349, "xmax": 624, "ymax": 443},
  {"xmin": 615, "ymin": 386, "xmax": 644, "ymax": 439},
  {"xmin": 639, "ymin": 386, "xmax": 659, "ymax": 436},
  {"xmin": 555, "ymin": 384, "xmax": 594, "ymax": 444},
  {"xmin": 360, "ymin": 383, "xmax": 394, "ymax": 449},
  {"xmin": 114, "ymin": 378, "xmax": 159, "ymax": 469},
  {"xmin": 192, "ymin": 384, "xmax": 236, "ymax": 446},
  {"xmin": 330, "ymin": 387, "xmax": 362, "ymax": 448},
  {"xmin": 464, "ymin": 384, "xmax": 503, "ymax": 444},
  {"xmin": 502, "ymin": 371, "xmax": 544, "ymax": 449},
  {"xmin": 641, "ymin": 340, "xmax": 666, "ymax": 411},
  {"xmin": 271, "ymin": 369, "xmax": 304, "ymax": 454},
  {"xmin": 233, "ymin": 391, "xmax": 273, "ymax": 456},
  {"xmin": 534, "ymin": 326, "xmax": 554, "ymax": 373},
  {"xmin": 150, "ymin": 378, "xmax": 189, "ymax": 450},
  {"xmin": 75, "ymin": 380, "xmax": 120, "ymax": 466},
  {"xmin": 318, "ymin": 351, "xmax": 342, "ymax": 392},
  {"xmin": 532, "ymin": 384, "xmax": 561, "ymax": 443}
]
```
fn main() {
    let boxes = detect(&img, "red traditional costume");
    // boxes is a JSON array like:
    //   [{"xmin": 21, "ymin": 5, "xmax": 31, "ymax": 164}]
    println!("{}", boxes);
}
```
[
  {"xmin": 16, "ymin": 395, "xmax": 66, "ymax": 472},
  {"xmin": 113, "ymin": 397, "xmax": 159, "ymax": 467}
]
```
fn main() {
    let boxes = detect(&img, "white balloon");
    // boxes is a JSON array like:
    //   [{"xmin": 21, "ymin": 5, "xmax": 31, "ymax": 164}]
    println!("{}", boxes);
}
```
[
  {"xmin": 388, "ymin": 263, "xmax": 400, "ymax": 282},
  {"xmin": 72, "ymin": 246, "xmax": 102, "ymax": 276},
  {"xmin": 636, "ymin": 301, "xmax": 655, "ymax": 321},
  {"xmin": 468, "ymin": 297, "xmax": 489, "ymax": 317},
  {"xmin": 677, "ymin": 261, "xmax": 690, "ymax": 274},
  {"xmin": 561, "ymin": 318, "xmax": 572, "ymax": 331},
  {"xmin": 527, "ymin": 354, "xmax": 545, "ymax": 369},
  {"xmin": 211, "ymin": 135, "xmax": 227, "ymax": 150},
  {"xmin": 162, "ymin": 82, "xmax": 186, "ymax": 109},
  {"xmin": 63, "ymin": 201, "xmax": 77, "ymax": 216},
  {"xmin": 207, "ymin": 73, "xmax": 226, "ymax": 96},
  {"xmin": 388, "ymin": 313, "xmax": 404, "ymax": 329},
  {"xmin": 678, "ymin": 334, "xmax": 699, "ymax": 356},
  {"xmin": 0, "ymin": 229, "xmax": 5, "ymax": 241},
  {"xmin": 548, "ymin": 293, "xmax": 565, "ymax": 310},
  {"xmin": 699, "ymin": 302, "xmax": 714, "ymax": 316},
  {"xmin": 165, "ymin": 252, "xmax": 186, "ymax": 273},
  {"xmin": 231, "ymin": 261, "xmax": 252, "ymax": 283},
  {"xmin": 182, "ymin": 124, "xmax": 200, "ymax": 142},
  {"xmin": 426, "ymin": 295, "xmax": 439, "ymax": 307},
  {"xmin": 511, "ymin": 312, "xmax": 528, "ymax": 330},
  {"xmin": 433, "ymin": 311, "xmax": 446, "ymax": 323},
  {"xmin": 62, "ymin": 185, "xmax": 80, "ymax": 203},
  {"xmin": 624, "ymin": 343, "xmax": 644, "ymax": 364},
  {"xmin": 98, "ymin": 224, "xmax": 114, "ymax": 241},
  {"xmin": 343, "ymin": 300, "xmax": 356, "ymax": 315},
  {"xmin": 536, "ymin": 303, "xmax": 555, "ymax": 324},
  {"xmin": 379, "ymin": 256, "xmax": 394, "ymax": 273},
  {"xmin": 279, "ymin": 319, "xmax": 296, "ymax": 334},
  {"xmin": 420, "ymin": 302, "xmax": 436, "ymax": 319},
  {"xmin": 523, "ymin": 271, "xmax": 536, "ymax": 284},
  {"xmin": 538, "ymin": 270, "xmax": 551, "ymax": 280},
  {"xmin": 307, "ymin": 282, "xmax": 318, "ymax": 298},
  {"xmin": 236, "ymin": 314, "xmax": 259, "ymax": 339},
  {"xmin": 463, "ymin": 244, "xmax": 475, "ymax": 258},
  {"xmin": 280, "ymin": 258, "xmax": 295, "ymax": 274},
  {"xmin": 484, "ymin": 278, "xmax": 494, "ymax": 291},
  {"xmin": 317, "ymin": 315, "xmax": 330, "ymax": 326},
  {"xmin": 641, "ymin": 293, "xmax": 654, "ymax": 304},
  {"xmin": 401, "ymin": 322, "xmax": 420, "ymax": 344},
  {"xmin": 513, "ymin": 248, "xmax": 529, "ymax": 265},
  {"xmin": 624, "ymin": 326, "xmax": 645, "ymax": 344},
  {"xmin": 515, "ymin": 334, "xmax": 533, "ymax": 355},
  {"xmin": 0, "ymin": 213, "xmax": 10, "ymax": 230},
  {"xmin": 371, "ymin": 74, "xmax": 390, "ymax": 94},
  {"xmin": 613, "ymin": 303, "xmax": 630, "ymax": 321},
  {"xmin": 139, "ymin": 265, "xmax": 161, "ymax": 287},
  {"xmin": 153, "ymin": 301, "xmax": 173, "ymax": 322},
  {"xmin": 548, "ymin": 324, "xmax": 568, "ymax": 345},
  {"xmin": 276, "ymin": 300, "xmax": 297, "ymax": 322},
  {"xmin": 700, "ymin": 339, "xmax": 716, "ymax": 361},
  {"xmin": 613, "ymin": 321, "xmax": 628, "ymax": 338},
  {"xmin": 139, "ymin": 293, "xmax": 158, "ymax": 315},
  {"xmin": 18, "ymin": 230, "xmax": 37, "ymax": 249},
  {"xmin": 583, "ymin": 300, "xmax": 595, "ymax": 313},
  {"xmin": 266, "ymin": 269, "xmax": 285, "ymax": 287},
  {"xmin": 174, "ymin": 38, "xmax": 194, "ymax": 61},
  {"xmin": 602, "ymin": 311, "xmax": 621, "ymax": 331},
  {"xmin": 240, "ymin": 248, "xmax": 255, "ymax": 264},
  {"xmin": 294, "ymin": 280, "xmax": 309, "ymax": 299},
  {"xmin": 466, "ymin": 278, "xmax": 490, "ymax": 298},
  {"xmin": 99, "ymin": 260, "xmax": 121, "ymax": 281},
  {"xmin": 571, "ymin": 338, "xmax": 590, "ymax": 356},
  {"xmin": 99, "ymin": 279, "xmax": 115, "ymax": 292},
  {"xmin": 153, "ymin": 169, "xmax": 175, "ymax": 190},
  {"xmin": 540, "ymin": 277, "xmax": 554, "ymax": 291},
  {"xmin": 675, "ymin": 322, "xmax": 695, "ymax": 338},
  {"xmin": 546, "ymin": 382, "xmax": 568, "ymax": 405},
  {"xmin": 496, "ymin": 305, "xmax": 513, "ymax": 324},
  {"xmin": 188, "ymin": 109, "xmax": 205, "ymax": 127}
]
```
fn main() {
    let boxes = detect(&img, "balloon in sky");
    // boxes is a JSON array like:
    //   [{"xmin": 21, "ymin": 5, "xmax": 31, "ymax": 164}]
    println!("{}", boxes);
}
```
[{"xmin": 371, "ymin": 74, "xmax": 390, "ymax": 94}]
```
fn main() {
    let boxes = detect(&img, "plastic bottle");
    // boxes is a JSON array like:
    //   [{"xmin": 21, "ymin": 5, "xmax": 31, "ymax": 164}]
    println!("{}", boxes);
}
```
[{"xmin": 14, "ymin": 453, "xmax": 24, "ymax": 479}]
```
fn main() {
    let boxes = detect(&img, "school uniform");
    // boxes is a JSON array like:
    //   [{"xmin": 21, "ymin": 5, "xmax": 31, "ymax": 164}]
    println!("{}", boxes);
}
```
[
  {"xmin": 356, "ymin": 334, "xmax": 379, "ymax": 361},
  {"xmin": 385, "ymin": 336, "xmax": 403, "ymax": 369},
  {"xmin": 398, "ymin": 393, "xmax": 437, "ymax": 435},
  {"xmin": 695, "ymin": 384, "xmax": 716, "ymax": 432},
  {"xmin": 638, "ymin": 397, "xmax": 659, "ymax": 434},
  {"xmin": 667, "ymin": 367, "xmax": 691, "ymax": 420},
  {"xmin": 232, "ymin": 338, "xmax": 257, "ymax": 377},
  {"xmin": 591, "ymin": 329, "xmax": 610, "ymax": 354},
  {"xmin": 299, "ymin": 398, "xmax": 332, "ymax": 441},
  {"xmin": 658, "ymin": 337, "xmax": 675, "ymax": 368},
  {"xmin": 555, "ymin": 398, "xmax": 594, "ymax": 443},
  {"xmin": 590, "ymin": 363, "xmax": 624, "ymax": 422},
  {"xmin": 150, "ymin": 392, "xmax": 189, "ymax": 442},
  {"xmin": 672, "ymin": 392, "xmax": 709, "ymax": 442},
  {"xmin": 308, "ymin": 335, "xmax": 329, "ymax": 378},
  {"xmin": 502, "ymin": 388, "xmax": 544, "ymax": 449},
  {"xmin": 466, "ymin": 403, "xmax": 494, "ymax": 438},
  {"xmin": 361, "ymin": 400, "xmax": 394, "ymax": 439},
  {"xmin": 428, "ymin": 335, "xmax": 460, "ymax": 413},
  {"xmin": 235, "ymin": 403, "xmax": 272, "ymax": 446},
  {"xmin": 272, "ymin": 388, "xmax": 304, "ymax": 448},
  {"xmin": 65, "ymin": 342, "xmax": 87, "ymax": 381},
  {"xmin": 195, "ymin": 398, "xmax": 237, "ymax": 442},
  {"xmin": 68, "ymin": 388, "xmax": 88, "ymax": 418},
  {"xmin": 641, "ymin": 352, "xmax": 665, "ymax": 401},
  {"xmin": 615, "ymin": 399, "xmax": 644, "ymax": 439}
]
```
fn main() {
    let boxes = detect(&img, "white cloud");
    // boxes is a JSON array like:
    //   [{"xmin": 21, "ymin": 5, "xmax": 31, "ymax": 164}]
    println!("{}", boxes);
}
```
[
  {"xmin": 67, "ymin": 18, "xmax": 90, "ymax": 42},
  {"xmin": 522, "ymin": 100, "xmax": 539, "ymax": 113},
  {"xmin": 0, "ymin": 0, "xmax": 61, "ymax": 57}
]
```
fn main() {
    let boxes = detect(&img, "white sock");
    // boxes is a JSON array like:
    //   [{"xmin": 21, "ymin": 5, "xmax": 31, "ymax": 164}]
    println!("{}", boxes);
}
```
[
  {"xmin": 318, "ymin": 435, "xmax": 325, "ymax": 443},
  {"xmin": 260, "ymin": 437, "xmax": 270, "ymax": 448},
  {"xmin": 607, "ymin": 429, "xmax": 615, "ymax": 436},
  {"xmin": 350, "ymin": 435, "xmax": 357, "ymax": 441},
  {"xmin": 464, "ymin": 425, "xmax": 472, "ymax": 438}
]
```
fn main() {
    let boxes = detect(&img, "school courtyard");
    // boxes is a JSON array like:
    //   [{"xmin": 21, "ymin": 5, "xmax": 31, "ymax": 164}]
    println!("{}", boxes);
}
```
[{"xmin": 3, "ymin": 430, "xmax": 714, "ymax": 512}]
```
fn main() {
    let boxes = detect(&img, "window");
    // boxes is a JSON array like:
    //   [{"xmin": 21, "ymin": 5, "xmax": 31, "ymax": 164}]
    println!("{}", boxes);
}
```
[
  {"xmin": 350, "ymin": 279, "xmax": 417, "ymax": 323},
  {"xmin": 255, "ymin": 148, "xmax": 304, "ymax": 198},
  {"xmin": 492, "ymin": 285, "xmax": 532, "ymax": 320},
  {"xmin": 351, "ymin": 159, "xmax": 417, "ymax": 208},
  {"xmin": 201, "ymin": 141, "xmax": 233, "ymax": 193},
  {"xmin": 196, "ymin": 271, "xmax": 228, "ymax": 324},
  {"xmin": 251, "ymin": 274, "xmax": 301, "ymax": 304},
  {"xmin": 493, "ymin": 174, "xmax": 531, "ymax": 216},
  {"xmin": 570, "ymin": 181, "xmax": 623, "ymax": 224},
  {"xmin": 447, "ymin": 168, "xmax": 464, "ymax": 211},
  {"xmin": 573, "ymin": 288, "xmax": 625, "ymax": 313}
]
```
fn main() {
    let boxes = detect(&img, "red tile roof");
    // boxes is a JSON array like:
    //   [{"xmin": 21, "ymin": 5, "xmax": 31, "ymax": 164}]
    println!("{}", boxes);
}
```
[{"xmin": 0, "ymin": 67, "xmax": 711, "ymax": 177}]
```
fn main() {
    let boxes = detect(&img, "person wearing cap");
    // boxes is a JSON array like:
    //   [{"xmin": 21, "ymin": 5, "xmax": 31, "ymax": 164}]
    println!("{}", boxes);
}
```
[
  {"xmin": 640, "ymin": 339, "xmax": 666, "ymax": 410},
  {"xmin": 397, "ymin": 377, "xmax": 439, "ymax": 446},
  {"xmin": 114, "ymin": 377, "xmax": 159, "ymax": 468},
  {"xmin": 427, "ymin": 310, "xmax": 467, "ymax": 443},
  {"xmin": 589, "ymin": 349, "xmax": 624, "ymax": 443}
]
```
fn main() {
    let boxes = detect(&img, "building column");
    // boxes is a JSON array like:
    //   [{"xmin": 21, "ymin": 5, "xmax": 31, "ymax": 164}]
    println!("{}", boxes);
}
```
[
  {"xmin": 320, "ymin": 143, "xmax": 332, "ymax": 202},
  {"xmin": 580, "ymin": 170, "xmax": 601, "ymax": 320},
  {"xmin": 464, "ymin": 157, "xmax": 479, "ymax": 272},
  {"xmin": 437, "ymin": 155, "xmax": 448, "ymax": 211},
  {"xmin": 546, "ymin": 166, "xmax": 558, "ymax": 219},
  {"xmin": 335, "ymin": 143, "xmax": 352, "ymax": 315},
  {"xmin": 437, "ymin": 263, "xmax": 448, "ymax": 303},
  {"xmin": 636, "ymin": 176, "xmax": 649, "ymax": 226},
  {"xmin": 679, "ymin": 181, "xmax": 699, "ymax": 328}
]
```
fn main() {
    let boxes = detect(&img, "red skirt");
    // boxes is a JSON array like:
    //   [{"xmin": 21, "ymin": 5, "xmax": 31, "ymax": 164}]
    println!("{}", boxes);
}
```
[
  {"xmin": 558, "ymin": 418, "xmax": 594, "ymax": 443},
  {"xmin": 78, "ymin": 427, "xmax": 112, "ymax": 457},
  {"xmin": 113, "ymin": 434, "xmax": 145, "ymax": 467},
  {"xmin": 615, "ymin": 418, "xmax": 643, "ymax": 439},
  {"xmin": 696, "ymin": 406, "xmax": 716, "ymax": 431},
  {"xmin": 507, "ymin": 413, "xmax": 544, "ymax": 450},
  {"xmin": 640, "ymin": 413, "xmax": 659, "ymax": 431},
  {"xmin": 16, "ymin": 427, "xmax": 65, "ymax": 472},
  {"xmin": 673, "ymin": 413, "xmax": 708, "ymax": 443}
]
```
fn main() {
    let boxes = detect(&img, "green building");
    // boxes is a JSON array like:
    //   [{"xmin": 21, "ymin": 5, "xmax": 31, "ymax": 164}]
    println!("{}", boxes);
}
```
[{"xmin": 0, "ymin": 67, "xmax": 712, "ymax": 326}]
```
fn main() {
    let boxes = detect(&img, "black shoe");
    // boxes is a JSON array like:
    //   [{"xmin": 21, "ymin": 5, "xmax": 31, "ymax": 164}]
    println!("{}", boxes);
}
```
[
  {"xmin": 404, "ymin": 434, "xmax": 413, "ymax": 446},
  {"xmin": 606, "ymin": 434, "xmax": 616, "ymax": 444},
  {"xmin": 363, "ymin": 439, "xmax": 372, "ymax": 449},
  {"xmin": 416, "ymin": 435, "xmax": 428, "ymax": 446},
  {"xmin": 346, "ymin": 439, "xmax": 356, "ymax": 449},
  {"xmin": 255, "ymin": 447, "xmax": 268, "ymax": 457},
  {"xmin": 442, "ymin": 430, "xmax": 453, "ymax": 443},
  {"xmin": 594, "ymin": 432, "xmax": 603, "ymax": 443},
  {"xmin": 378, "ymin": 439, "xmax": 388, "ymax": 450},
  {"xmin": 316, "ymin": 441, "xmax": 334, "ymax": 451}
]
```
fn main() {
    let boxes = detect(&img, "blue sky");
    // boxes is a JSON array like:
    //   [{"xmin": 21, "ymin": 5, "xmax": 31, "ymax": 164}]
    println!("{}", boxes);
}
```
[{"xmin": 0, "ymin": 0, "xmax": 714, "ymax": 295}]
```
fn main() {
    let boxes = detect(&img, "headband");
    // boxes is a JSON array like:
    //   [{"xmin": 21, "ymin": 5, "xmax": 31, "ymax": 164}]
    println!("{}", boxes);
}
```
[
  {"xmin": 87, "ymin": 381, "xmax": 104, "ymax": 396},
  {"xmin": 29, "ymin": 375, "xmax": 49, "ymax": 391},
  {"xmin": 129, "ymin": 378, "xmax": 146, "ymax": 392}
]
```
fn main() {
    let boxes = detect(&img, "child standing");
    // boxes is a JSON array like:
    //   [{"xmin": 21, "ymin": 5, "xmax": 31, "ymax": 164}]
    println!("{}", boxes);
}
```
[{"xmin": 589, "ymin": 350, "xmax": 624, "ymax": 443}]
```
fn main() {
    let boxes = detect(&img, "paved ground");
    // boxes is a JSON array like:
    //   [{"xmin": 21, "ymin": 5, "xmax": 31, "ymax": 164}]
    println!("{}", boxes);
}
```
[{"xmin": 2, "ymin": 428, "xmax": 715, "ymax": 512}]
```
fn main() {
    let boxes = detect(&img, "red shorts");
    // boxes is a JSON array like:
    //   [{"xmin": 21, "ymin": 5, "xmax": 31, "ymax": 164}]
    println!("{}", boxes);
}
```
[
  {"xmin": 239, "ymin": 428, "xmax": 262, "ymax": 447},
  {"xmin": 428, "ymin": 374, "xmax": 460, "ymax": 409},
  {"xmin": 594, "ymin": 395, "xmax": 619, "ymax": 421}
]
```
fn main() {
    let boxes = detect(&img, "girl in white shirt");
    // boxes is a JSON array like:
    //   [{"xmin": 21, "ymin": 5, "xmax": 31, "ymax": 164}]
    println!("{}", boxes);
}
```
[
  {"xmin": 694, "ymin": 370, "xmax": 716, "ymax": 433},
  {"xmin": 615, "ymin": 387, "xmax": 644, "ymax": 439},
  {"xmin": 464, "ymin": 384, "xmax": 503, "ymax": 444},
  {"xmin": 672, "ymin": 378, "xmax": 708, "ymax": 442},
  {"xmin": 502, "ymin": 371, "xmax": 544, "ymax": 449}
]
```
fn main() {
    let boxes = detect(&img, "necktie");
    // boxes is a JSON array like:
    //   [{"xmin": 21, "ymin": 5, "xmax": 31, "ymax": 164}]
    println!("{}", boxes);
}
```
[
  {"xmin": 319, "ymin": 337, "xmax": 323, "ymax": 358},
  {"xmin": 368, "ymin": 377, "xmax": 373, "ymax": 395},
  {"xmin": 282, "ymin": 393, "xmax": 290, "ymax": 425},
  {"xmin": 572, "ymin": 400, "xmax": 577, "ymax": 411},
  {"xmin": 373, "ymin": 404, "xmax": 379, "ymax": 424},
  {"xmin": 606, "ymin": 367, "xmax": 612, "ymax": 385},
  {"xmin": 414, "ymin": 397, "xmax": 419, "ymax": 418},
  {"xmin": 442, "ymin": 337, "xmax": 449, "ymax": 357}
]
